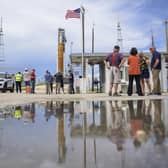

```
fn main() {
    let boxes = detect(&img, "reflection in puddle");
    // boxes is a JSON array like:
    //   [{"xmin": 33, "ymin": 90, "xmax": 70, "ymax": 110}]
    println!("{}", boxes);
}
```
[{"xmin": 0, "ymin": 100, "xmax": 168, "ymax": 168}]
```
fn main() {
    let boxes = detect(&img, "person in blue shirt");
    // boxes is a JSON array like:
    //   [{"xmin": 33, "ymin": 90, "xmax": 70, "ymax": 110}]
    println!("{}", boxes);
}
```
[
  {"xmin": 44, "ymin": 70, "xmax": 51, "ymax": 94},
  {"xmin": 150, "ymin": 46, "xmax": 161, "ymax": 95}
]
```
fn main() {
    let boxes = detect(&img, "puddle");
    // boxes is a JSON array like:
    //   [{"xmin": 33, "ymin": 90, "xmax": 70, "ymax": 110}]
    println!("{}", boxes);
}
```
[{"xmin": 0, "ymin": 99, "xmax": 168, "ymax": 168}]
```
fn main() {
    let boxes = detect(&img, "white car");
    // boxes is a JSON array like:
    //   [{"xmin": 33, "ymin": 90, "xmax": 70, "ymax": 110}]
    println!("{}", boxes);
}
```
[{"xmin": 0, "ymin": 72, "xmax": 15, "ymax": 93}]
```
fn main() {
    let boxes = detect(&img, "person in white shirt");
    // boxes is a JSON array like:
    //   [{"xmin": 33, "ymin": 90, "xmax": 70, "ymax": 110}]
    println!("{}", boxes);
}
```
[{"xmin": 23, "ymin": 68, "xmax": 31, "ymax": 93}]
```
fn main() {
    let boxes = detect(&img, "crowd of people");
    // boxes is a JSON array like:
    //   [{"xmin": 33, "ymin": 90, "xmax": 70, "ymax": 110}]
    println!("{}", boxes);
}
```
[
  {"xmin": 44, "ymin": 70, "xmax": 75, "ymax": 95},
  {"xmin": 14, "ymin": 68, "xmax": 75, "ymax": 95},
  {"xmin": 105, "ymin": 45, "xmax": 161, "ymax": 96},
  {"xmin": 13, "ymin": 45, "xmax": 162, "ymax": 96},
  {"xmin": 15, "ymin": 68, "xmax": 36, "ymax": 94}
]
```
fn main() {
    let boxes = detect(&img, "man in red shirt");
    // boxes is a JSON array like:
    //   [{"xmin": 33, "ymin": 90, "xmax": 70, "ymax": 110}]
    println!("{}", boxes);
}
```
[
  {"xmin": 30, "ymin": 69, "xmax": 36, "ymax": 94},
  {"xmin": 104, "ymin": 45, "xmax": 125, "ymax": 96}
]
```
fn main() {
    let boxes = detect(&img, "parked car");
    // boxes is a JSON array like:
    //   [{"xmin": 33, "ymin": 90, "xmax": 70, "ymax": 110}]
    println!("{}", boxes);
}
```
[{"xmin": 0, "ymin": 72, "xmax": 15, "ymax": 93}]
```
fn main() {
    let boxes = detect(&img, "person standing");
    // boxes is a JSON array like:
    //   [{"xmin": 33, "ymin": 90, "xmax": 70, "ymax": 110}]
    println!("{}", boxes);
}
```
[
  {"xmin": 60, "ymin": 73, "xmax": 65, "ymax": 94},
  {"xmin": 30, "ymin": 69, "xmax": 36, "ymax": 94},
  {"xmin": 127, "ymin": 48, "xmax": 143, "ymax": 96},
  {"xmin": 23, "ymin": 68, "xmax": 31, "ymax": 93},
  {"xmin": 55, "ymin": 71, "xmax": 63, "ymax": 94},
  {"xmin": 104, "ymin": 45, "xmax": 125, "ymax": 96},
  {"xmin": 139, "ymin": 53, "xmax": 152, "ymax": 95},
  {"xmin": 44, "ymin": 70, "xmax": 51, "ymax": 94},
  {"xmin": 150, "ymin": 46, "xmax": 162, "ymax": 95},
  {"xmin": 50, "ymin": 73, "xmax": 54, "ymax": 94},
  {"xmin": 69, "ymin": 70, "xmax": 75, "ymax": 94},
  {"xmin": 15, "ymin": 72, "xmax": 22, "ymax": 93}
]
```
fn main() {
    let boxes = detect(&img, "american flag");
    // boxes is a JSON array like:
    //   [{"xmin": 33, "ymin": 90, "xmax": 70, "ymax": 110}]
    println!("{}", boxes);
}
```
[{"xmin": 65, "ymin": 8, "xmax": 80, "ymax": 19}]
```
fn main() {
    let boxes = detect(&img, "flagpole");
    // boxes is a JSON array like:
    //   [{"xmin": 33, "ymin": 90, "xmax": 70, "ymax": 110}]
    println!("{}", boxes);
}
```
[
  {"xmin": 92, "ymin": 23, "xmax": 95, "ymax": 92},
  {"xmin": 81, "ymin": 6, "xmax": 85, "ymax": 93},
  {"xmin": 81, "ymin": 6, "xmax": 85, "ymax": 77},
  {"xmin": 92, "ymin": 23, "xmax": 95, "ymax": 54}
]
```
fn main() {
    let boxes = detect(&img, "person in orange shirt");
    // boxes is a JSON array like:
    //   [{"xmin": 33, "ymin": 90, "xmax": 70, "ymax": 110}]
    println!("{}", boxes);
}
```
[{"xmin": 127, "ymin": 48, "xmax": 143, "ymax": 96}]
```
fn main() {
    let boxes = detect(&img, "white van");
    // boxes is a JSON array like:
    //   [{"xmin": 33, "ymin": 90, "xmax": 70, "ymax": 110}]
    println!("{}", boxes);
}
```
[{"xmin": 0, "ymin": 72, "xmax": 15, "ymax": 93}]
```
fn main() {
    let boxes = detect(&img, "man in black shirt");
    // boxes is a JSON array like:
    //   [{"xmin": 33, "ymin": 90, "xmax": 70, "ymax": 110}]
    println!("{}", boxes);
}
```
[
  {"xmin": 69, "ymin": 70, "xmax": 75, "ymax": 94},
  {"xmin": 54, "ymin": 72, "xmax": 63, "ymax": 94}
]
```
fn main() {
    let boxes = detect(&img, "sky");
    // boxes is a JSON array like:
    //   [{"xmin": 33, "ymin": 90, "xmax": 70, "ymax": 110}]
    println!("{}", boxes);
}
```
[{"xmin": 0, "ymin": 0, "xmax": 168, "ymax": 77}]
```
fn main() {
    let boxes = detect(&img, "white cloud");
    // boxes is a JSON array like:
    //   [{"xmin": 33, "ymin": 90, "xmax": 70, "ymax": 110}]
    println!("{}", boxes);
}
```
[{"xmin": 0, "ymin": 0, "xmax": 167, "ymax": 73}]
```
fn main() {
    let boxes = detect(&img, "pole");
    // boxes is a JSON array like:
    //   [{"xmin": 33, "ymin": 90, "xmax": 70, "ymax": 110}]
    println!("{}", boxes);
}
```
[
  {"xmin": 151, "ymin": 29, "xmax": 155, "ymax": 46},
  {"xmin": 165, "ymin": 20, "xmax": 168, "ymax": 52},
  {"xmin": 80, "ymin": 6, "xmax": 85, "ymax": 93},
  {"xmin": 70, "ymin": 41, "xmax": 73, "ymax": 54},
  {"xmin": 91, "ymin": 23, "xmax": 95, "ymax": 92},
  {"xmin": 92, "ymin": 65, "xmax": 94, "ymax": 91},
  {"xmin": 81, "ymin": 6, "xmax": 85, "ymax": 78},
  {"xmin": 92, "ymin": 23, "xmax": 94, "ymax": 54},
  {"xmin": 0, "ymin": 16, "xmax": 4, "ymax": 62}
]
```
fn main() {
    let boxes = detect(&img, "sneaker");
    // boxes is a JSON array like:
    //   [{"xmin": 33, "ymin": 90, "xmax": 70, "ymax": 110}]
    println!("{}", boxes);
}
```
[
  {"xmin": 149, "ymin": 92, "xmax": 158, "ymax": 96},
  {"xmin": 150, "ymin": 92, "xmax": 162, "ymax": 96}
]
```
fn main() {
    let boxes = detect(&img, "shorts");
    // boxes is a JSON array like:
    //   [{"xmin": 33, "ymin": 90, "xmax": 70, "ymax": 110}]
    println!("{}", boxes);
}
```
[
  {"xmin": 25, "ymin": 81, "xmax": 30, "ymax": 86},
  {"xmin": 140, "ymin": 69, "xmax": 150, "ymax": 79},
  {"xmin": 56, "ymin": 82, "xmax": 61, "ymax": 89},
  {"xmin": 109, "ymin": 66, "xmax": 121, "ymax": 84}
]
